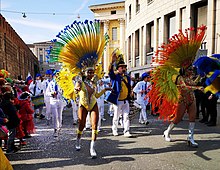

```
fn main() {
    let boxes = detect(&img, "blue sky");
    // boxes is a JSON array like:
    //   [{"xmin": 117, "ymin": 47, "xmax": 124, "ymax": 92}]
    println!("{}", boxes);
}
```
[{"xmin": 1, "ymin": 0, "xmax": 121, "ymax": 44}]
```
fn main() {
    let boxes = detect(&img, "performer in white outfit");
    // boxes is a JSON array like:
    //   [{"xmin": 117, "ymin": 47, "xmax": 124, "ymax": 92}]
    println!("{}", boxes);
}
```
[
  {"xmin": 46, "ymin": 71, "xmax": 65, "ymax": 137},
  {"xmin": 133, "ymin": 72, "xmax": 151, "ymax": 125},
  {"xmin": 42, "ymin": 69, "xmax": 53, "ymax": 125},
  {"xmin": 29, "ymin": 73, "xmax": 45, "ymax": 119},
  {"xmin": 97, "ymin": 79, "xmax": 106, "ymax": 131},
  {"xmin": 71, "ymin": 98, "xmax": 79, "ymax": 125}
]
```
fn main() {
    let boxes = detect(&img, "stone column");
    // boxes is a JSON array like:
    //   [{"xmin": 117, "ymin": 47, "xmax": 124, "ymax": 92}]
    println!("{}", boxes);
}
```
[
  {"xmin": 103, "ymin": 20, "xmax": 109, "ymax": 74},
  {"xmin": 139, "ymin": 27, "xmax": 142, "ymax": 66},
  {"xmin": 143, "ymin": 25, "xmax": 147, "ymax": 65},
  {"xmin": 154, "ymin": 19, "xmax": 158, "ymax": 51},
  {"xmin": 185, "ymin": 4, "xmax": 192, "ymax": 30},
  {"xmin": 206, "ymin": 0, "xmax": 215, "ymax": 55},
  {"xmin": 176, "ymin": 8, "xmax": 181, "ymax": 32},
  {"xmin": 132, "ymin": 33, "xmax": 135, "ymax": 68},
  {"xmin": 119, "ymin": 19, "xmax": 125, "ymax": 53},
  {"xmin": 158, "ymin": 15, "xmax": 165, "ymax": 45}
]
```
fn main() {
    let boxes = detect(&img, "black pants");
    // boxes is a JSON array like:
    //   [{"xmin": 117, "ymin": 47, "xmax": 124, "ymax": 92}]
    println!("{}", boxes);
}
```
[{"xmin": 206, "ymin": 97, "xmax": 217, "ymax": 123}]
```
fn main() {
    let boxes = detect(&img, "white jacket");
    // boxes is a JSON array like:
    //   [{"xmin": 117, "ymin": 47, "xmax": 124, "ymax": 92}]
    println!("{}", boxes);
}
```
[
  {"xmin": 46, "ymin": 80, "xmax": 65, "ymax": 105},
  {"xmin": 133, "ymin": 80, "xmax": 151, "ymax": 105},
  {"xmin": 29, "ymin": 80, "xmax": 43, "ymax": 96}
]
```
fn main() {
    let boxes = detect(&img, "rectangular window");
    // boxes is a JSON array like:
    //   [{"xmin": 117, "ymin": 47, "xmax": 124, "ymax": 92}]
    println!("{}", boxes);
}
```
[
  {"xmin": 136, "ymin": 0, "xmax": 140, "ymax": 13},
  {"xmin": 111, "ymin": 10, "xmax": 116, "ymax": 15},
  {"xmin": 147, "ymin": 0, "xmax": 154, "ymax": 5},
  {"xmin": 128, "ymin": 36, "xmax": 131, "ymax": 61},
  {"xmin": 168, "ymin": 15, "xmax": 176, "ymax": 39},
  {"xmin": 197, "ymin": 6, "xmax": 207, "ymax": 27},
  {"xmin": 135, "ymin": 29, "xmax": 139, "ymax": 57},
  {"xmin": 112, "ymin": 27, "xmax": 117, "ymax": 41},
  {"xmin": 39, "ymin": 55, "xmax": 43, "ymax": 63},
  {"xmin": 129, "ymin": 5, "xmax": 131, "ymax": 21},
  {"xmin": 150, "ymin": 25, "xmax": 154, "ymax": 51}
]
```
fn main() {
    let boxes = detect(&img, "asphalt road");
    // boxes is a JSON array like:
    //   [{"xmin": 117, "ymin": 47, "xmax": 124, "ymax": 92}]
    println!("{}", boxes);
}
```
[{"xmin": 5, "ymin": 107, "xmax": 220, "ymax": 170}]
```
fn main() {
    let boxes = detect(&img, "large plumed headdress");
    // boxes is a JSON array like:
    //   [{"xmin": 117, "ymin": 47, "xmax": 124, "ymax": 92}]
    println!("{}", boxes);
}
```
[
  {"xmin": 149, "ymin": 25, "xmax": 207, "ymax": 121},
  {"xmin": 50, "ymin": 19, "xmax": 109, "ymax": 79},
  {"xmin": 50, "ymin": 20, "xmax": 109, "ymax": 100}
]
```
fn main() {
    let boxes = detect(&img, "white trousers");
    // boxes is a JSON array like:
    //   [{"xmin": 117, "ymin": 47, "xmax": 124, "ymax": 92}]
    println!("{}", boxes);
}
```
[
  {"xmin": 112, "ymin": 100, "xmax": 130, "ymax": 134},
  {"xmin": 51, "ymin": 102, "xmax": 64, "ymax": 130},
  {"xmin": 72, "ymin": 101, "xmax": 78, "ymax": 122},
  {"xmin": 44, "ymin": 100, "xmax": 51, "ymax": 120},
  {"xmin": 139, "ymin": 103, "xmax": 147, "ymax": 122},
  {"xmin": 97, "ymin": 104, "xmax": 104, "ymax": 130}
]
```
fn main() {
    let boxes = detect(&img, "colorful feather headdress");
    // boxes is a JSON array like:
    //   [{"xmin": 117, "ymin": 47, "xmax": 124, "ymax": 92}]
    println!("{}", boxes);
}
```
[
  {"xmin": 50, "ymin": 19, "xmax": 109, "ymax": 78},
  {"xmin": 50, "ymin": 20, "xmax": 108, "ymax": 100},
  {"xmin": 149, "ymin": 25, "xmax": 207, "ymax": 121}
]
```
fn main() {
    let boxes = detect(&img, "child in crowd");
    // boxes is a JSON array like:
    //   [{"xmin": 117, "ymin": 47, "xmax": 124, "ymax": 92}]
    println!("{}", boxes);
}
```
[{"xmin": 19, "ymin": 92, "xmax": 35, "ymax": 138}]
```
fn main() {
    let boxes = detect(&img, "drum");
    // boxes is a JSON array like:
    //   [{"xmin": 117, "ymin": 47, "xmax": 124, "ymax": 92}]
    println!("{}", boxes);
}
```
[
  {"xmin": 31, "ymin": 94, "xmax": 44, "ymax": 109},
  {"xmin": 129, "ymin": 100, "xmax": 141, "ymax": 120}
]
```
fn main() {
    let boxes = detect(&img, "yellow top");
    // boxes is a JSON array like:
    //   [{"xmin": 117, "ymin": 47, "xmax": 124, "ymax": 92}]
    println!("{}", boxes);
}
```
[
  {"xmin": 118, "ymin": 76, "xmax": 128, "ymax": 100},
  {"xmin": 0, "ymin": 148, "xmax": 13, "ymax": 170},
  {"xmin": 77, "ymin": 81, "xmax": 106, "ymax": 111}
]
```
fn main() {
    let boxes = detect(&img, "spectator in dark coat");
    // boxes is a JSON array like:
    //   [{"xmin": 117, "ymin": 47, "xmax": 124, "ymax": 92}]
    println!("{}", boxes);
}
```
[{"xmin": 0, "ymin": 85, "xmax": 20, "ymax": 153}]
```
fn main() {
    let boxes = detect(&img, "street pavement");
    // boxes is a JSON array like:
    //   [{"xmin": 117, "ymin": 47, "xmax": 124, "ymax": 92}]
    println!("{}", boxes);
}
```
[{"xmin": 5, "ymin": 107, "xmax": 220, "ymax": 170}]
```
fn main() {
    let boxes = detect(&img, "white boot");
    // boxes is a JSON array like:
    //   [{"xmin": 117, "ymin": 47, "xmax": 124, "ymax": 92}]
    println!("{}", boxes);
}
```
[
  {"xmin": 163, "ymin": 122, "xmax": 175, "ymax": 142},
  {"xmin": 75, "ymin": 138, "xmax": 81, "ymax": 151},
  {"xmin": 90, "ymin": 140, "xmax": 97, "ymax": 159},
  {"xmin": 187, "ymin": 122, "xmax": 198, "ymax": 148}
]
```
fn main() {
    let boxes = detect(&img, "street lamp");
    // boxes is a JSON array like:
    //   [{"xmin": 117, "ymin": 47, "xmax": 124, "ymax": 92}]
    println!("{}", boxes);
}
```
[{"xmin": 22, "ymin": 12, "xmax": 27, "ymax": 18}]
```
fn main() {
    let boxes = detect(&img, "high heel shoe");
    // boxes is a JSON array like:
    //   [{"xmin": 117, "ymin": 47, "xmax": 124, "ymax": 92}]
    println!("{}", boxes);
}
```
[
  {"xmin": 187, "ymin": 137, "xmax": 198, "ymax": 148},
  {"xmin": 90, "ymin": 140, "xmax": 97, "ymax": 159},
  {"xmin": 75, "ymin": 138, "xmax": 81, "ymax": 151},
  {"xmin": 163, "ymin": 130, "xmax": 171, "ymax": 142}
]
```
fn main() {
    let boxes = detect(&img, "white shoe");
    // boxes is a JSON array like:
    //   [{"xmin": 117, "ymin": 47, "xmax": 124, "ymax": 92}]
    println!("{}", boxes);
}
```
[
  {"xmin": 113, "ymin": 131, "xmax": 119, "ymax": 136},
  {"xmin": 90, "ymin": 141, "xmax": 97, "ymax": 159},
  {"xmin": 124, "ymin": 131, "xmax": 132, "ymax": 137},
  {"xmin": 163, "ymin": 130, "xmax": 171, "ymax": 142},
  {"xmin": 187, "ymin": 137, "xmax": 198, "ymax": 148},
  {"xmin": 75, "ymin": 138, "xmax": 81, "ymax": 151},
  {"xmin": 139, "ymin": 120, "xmax": 144, "ymax": 124},
  {"xmin": 102, "ymin": 118, "xmax": 106, "ymax": 121}
]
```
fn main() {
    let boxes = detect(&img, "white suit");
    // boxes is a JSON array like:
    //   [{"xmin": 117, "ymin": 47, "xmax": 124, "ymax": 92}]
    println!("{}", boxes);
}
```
[
  {"xmin": 97, "ymin": 83, "xmax": 105, "ymax": 130},
  {"xmin": 46, "ymin": 80, "xmax": 65, "ymax": 130},
  {"xmin": 42, "ymin": 79, "xmax": 52, "ymax": 121},
  {"xmin": 29, "ymin": 80, "xmax": 44, "ymax": 115},
  {"xmin": 133, "ymin": 80, "xmax": 151, "ymax": 123}
]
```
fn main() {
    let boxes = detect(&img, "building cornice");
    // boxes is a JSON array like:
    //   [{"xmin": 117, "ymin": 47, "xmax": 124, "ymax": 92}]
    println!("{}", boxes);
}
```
[{"xmin": 89, "ymin": 1, "xmax": 125, "ymax": 11}]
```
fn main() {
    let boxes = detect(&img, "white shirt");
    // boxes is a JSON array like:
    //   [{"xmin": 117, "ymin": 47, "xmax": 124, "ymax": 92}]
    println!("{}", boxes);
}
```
[
  {"xmin": 133, "ymin": 80, "xmax": 151, "ymax": 105},
  {"xmin": 42, "ymin": 79, "xmax": 52, "ymax": 100},
  {"xmin": 29, "ymin": 80, "xmax": 43, "ymax": 96},
  {"xmin": 97, "ymin": 84, "xmax": 105, "ymax": 105},
  {"xmin": 46, "ymin": 80, "xmax": 65, "ymax": 105}
]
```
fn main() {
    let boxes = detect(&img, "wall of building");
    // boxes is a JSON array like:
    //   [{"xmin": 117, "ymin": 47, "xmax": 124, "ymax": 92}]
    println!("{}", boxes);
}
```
[
  {"xmin": 125, "ymin": 0, "xmax": 219, "ymax": 78},
  {"xmin": 28, "ymin": 41, "xmax": 61, "ymax": 76},
  {"xmin": 90, "ymin": 1, "xmax": 126, "ymax": 75},
  {"xmin": 0, "ymin": 14, "xmax": 39, "ymax": 79}
]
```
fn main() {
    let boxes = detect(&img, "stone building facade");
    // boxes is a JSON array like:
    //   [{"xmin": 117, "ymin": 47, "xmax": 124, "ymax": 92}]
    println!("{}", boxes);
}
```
[
  {"xmin": 28, "ymin": 41, "xmax": 61, "ymax": 75},
  {"xmin": 0, "ymin": 14, "xmax": 39, "ymax": 79},
  {"xmin": 89, "ymin": 1, "xmax": 125, "ymax": 75},
  {"xmin": 125, "ymin": 0, "xmax": 220, "ymax": 78}
]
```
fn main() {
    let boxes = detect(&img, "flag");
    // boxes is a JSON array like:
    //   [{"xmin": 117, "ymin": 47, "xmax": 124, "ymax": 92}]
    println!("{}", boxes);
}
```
[{"xmin": 26, "ymin": 72, "xmax": 33, "ymax": 85}]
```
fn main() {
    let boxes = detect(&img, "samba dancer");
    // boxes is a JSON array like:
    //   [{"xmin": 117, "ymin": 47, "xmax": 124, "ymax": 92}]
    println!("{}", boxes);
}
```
[
  {"xmin": 50, "ymin": 20, "xmax": 110, "ymax": 158},
  {"xmin": 149, "ymin": 25, "xmax": 207, "ymax": 147}
]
